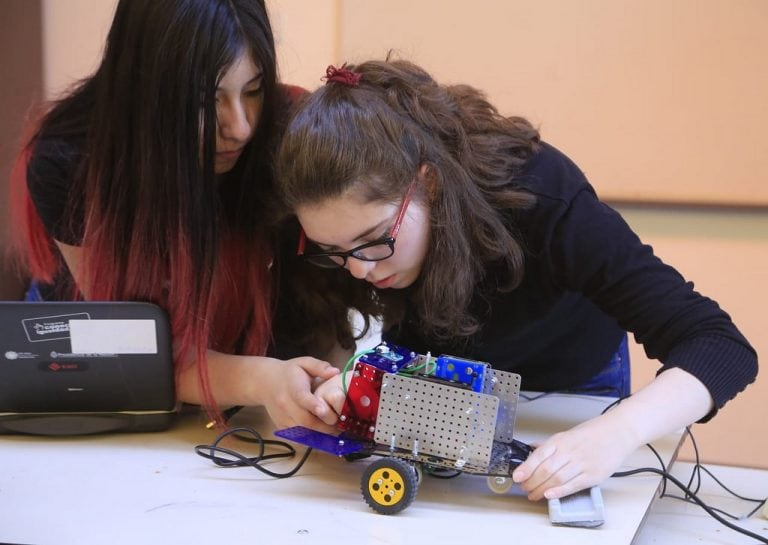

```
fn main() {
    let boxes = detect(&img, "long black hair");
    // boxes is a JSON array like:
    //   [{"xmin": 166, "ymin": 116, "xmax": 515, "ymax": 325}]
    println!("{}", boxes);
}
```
[{"xmin": 14, "ymin": 0, "xmax": 282, "ymax": 414}]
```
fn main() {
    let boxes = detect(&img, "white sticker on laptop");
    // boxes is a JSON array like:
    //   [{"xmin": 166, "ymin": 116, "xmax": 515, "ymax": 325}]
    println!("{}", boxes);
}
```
[{"xmin": 68, "ymin": 319, "xmax": 158, "ymax": 354}]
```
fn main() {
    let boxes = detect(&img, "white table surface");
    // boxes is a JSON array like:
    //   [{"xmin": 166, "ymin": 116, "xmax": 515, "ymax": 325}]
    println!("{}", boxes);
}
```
[{"xmin": 2, "ymin": 393, "xmax": 758, "ymax": 545}]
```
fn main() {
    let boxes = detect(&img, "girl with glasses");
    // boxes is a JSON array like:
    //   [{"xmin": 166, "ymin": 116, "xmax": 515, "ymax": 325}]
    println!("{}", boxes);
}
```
[
  {"xmin": 9, "ymin": 0, "xmax": 341, "ymax": 431},
  {"xmin": 275, "ymin": 59, "xmax": 757, "ymax": 501}
]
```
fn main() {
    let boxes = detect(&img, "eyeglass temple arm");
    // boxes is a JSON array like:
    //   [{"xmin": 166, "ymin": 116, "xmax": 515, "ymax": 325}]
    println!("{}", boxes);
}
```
[
  {"xmin": 390, "ymin": 178, "xmax": 417, "ymax": 239},
  {"xmin": 297, "ymin": 229, "xmax": 306, "ymax": 256}
]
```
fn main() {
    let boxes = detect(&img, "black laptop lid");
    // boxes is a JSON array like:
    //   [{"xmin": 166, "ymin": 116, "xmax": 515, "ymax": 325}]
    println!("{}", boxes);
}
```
[{"xmin": 0, "ymin": 301, "xmax": 176, "ymax": 433}]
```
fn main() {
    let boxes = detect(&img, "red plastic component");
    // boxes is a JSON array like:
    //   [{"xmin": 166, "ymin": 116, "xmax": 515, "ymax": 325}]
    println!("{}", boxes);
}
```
[{"xmin": 337, "ymin": 362, "xmax": 384, "ymax": 441}]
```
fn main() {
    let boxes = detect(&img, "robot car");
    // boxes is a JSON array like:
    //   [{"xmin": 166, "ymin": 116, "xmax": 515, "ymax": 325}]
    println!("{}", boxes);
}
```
[{"xmin": 275, "ymin": 342, "xmax": 535, "ymax": 515}]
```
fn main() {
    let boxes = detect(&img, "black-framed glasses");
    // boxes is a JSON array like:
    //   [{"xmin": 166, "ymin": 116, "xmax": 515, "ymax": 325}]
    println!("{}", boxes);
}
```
[{"xmin": 297, "ymin": 178, "xmax": 417, "ymax": 269}]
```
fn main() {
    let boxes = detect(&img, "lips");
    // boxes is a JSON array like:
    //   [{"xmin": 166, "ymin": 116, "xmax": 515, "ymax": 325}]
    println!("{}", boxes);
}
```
[
  {"xmin": 371, "ymin": 274, "xmax": 396, "ymax": 289},
  {"xmin": 216, "ymin": 148, "xmax": 243, "ymax": 160}
]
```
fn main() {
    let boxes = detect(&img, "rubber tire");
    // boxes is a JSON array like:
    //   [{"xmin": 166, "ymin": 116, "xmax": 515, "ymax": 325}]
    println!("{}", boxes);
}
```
[{"xmin": 361, "ymin": 457, "xmax": 419, "ymax": 515}]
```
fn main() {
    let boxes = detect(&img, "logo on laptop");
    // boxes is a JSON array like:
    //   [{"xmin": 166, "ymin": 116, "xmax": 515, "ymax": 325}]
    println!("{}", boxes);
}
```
[
  {"xmin": 44, "ymin": 361, "xmax": 86, "ymax": 372},
  {"xmin": 22, "ymin": 313, "xmax": 91, "ymax": 342},
  {"xmin": 38, "ymin": 361, "xmax": 88, "ymax": 372}
]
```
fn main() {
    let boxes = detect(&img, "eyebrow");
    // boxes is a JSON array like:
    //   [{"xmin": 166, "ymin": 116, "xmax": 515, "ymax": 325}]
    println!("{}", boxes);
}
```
[
  {"xmin": 247, "ymin": 73, "xmax": 264, "ymax": 85},
  {"xmin": 216, "ymin": 72, "xmax": 263, "ymax": 91},
  {"xmin": 310, "ymin": 218, "xmax": 390, "ymax": 250}
]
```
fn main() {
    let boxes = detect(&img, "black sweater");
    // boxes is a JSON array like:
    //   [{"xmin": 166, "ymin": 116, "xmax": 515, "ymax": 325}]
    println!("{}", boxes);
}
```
[{"xmin": 384, "ymin": 143, "xmax": 757, "ymax": 416}]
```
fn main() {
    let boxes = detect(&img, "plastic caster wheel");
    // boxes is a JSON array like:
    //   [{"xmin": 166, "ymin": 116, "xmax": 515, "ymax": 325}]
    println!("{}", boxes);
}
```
[{"xmin": 487, "ymin": 475, "xmax": 514, "ymax": 494}]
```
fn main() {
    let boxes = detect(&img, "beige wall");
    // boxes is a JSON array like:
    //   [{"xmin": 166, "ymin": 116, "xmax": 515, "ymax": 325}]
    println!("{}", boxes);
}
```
[
  {"xmin": 17, "ymin": 0, "xmax": 768, "ymax": 467},
  {"xmin": 269, "ymin": 0, "xmax": 339, "ymax": 88},
  {"xmin": 38, "ymin": 0, "xmax": 330, "ymax": 98},
  {"xmin": 41, "ymin": 0, "xmax": 115, "ymax": 98},
  {"xmin": 0, "ymin": 0, "xmax": 43, "ymax": 299},
  {"xmin": 337, "ymin": 0, "xmax": 768, "ymax": 207}
]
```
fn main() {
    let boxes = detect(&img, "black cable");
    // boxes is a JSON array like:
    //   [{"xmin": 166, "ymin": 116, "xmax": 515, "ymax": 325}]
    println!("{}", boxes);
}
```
[
  {"xmin": 639, "ymin": 440, "xmax": 669, "ymax": 497},
  {"xmin": 653, "ymin": 426, "xmax": 766, "ymax": 521},
  {"xmin": 662, "ymin": 461, "xmax": 766, "ymax": 519},
  {"xmin": 613, "ymin": 467, "xmax": 768, "ymax": 543},
  {"xmin": 683, "ymin": 427, "xmax": 702, "ymax": 496},
  {"xmin": 205, "ymin": 405, "xmax": 244, "ymax": 429},
  {"xmin": 696, "ymin": 464, "xmax": 767, "ymax": 505},
  {"xmin": 194, "ymin": 426, "xmax": 313, "ymax": 478},
  {"xmin": 600, "ymin": 402, "xmax": 765, "ymax": 528},
  {"xmin": 519, "ymin": 391, "xmax": 553, "ymax": 402}
]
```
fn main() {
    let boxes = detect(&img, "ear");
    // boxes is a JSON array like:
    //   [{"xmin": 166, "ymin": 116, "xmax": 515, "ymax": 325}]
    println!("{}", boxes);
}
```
[{"xmin": 417, "ymin": 163, "xmax": 439, "ymax": 202}]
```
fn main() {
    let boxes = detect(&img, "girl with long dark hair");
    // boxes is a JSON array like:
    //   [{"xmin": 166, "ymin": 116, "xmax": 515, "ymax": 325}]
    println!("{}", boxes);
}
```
[{"xmin": 10, "ymin": 0, "xmax": 340, "ymax": 430}]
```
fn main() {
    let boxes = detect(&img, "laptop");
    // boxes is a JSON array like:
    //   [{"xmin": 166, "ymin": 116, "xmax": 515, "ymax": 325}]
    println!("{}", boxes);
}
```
[{"xmin": 0, "ymin": 301, "xmax": 176, "ymax": 435}]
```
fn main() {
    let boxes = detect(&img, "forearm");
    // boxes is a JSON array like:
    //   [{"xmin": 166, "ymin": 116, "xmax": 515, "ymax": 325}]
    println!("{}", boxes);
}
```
[
  {"xmin": 175, "ymin": 349, "xmax": 277, "ymax": 406},
  {"xmin": 174, "ymin": 348, "xmax": 341, "ymax": 431},
  {"xmin": 596, "ymin": 366, "xmax": 714, "ymax": 450}
]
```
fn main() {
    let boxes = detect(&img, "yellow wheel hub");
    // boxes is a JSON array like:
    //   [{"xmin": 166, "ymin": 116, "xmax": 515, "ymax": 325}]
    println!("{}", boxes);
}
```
[{"xmin": 367, "ymin": 467, "xmax": 406, "ymax": 506}]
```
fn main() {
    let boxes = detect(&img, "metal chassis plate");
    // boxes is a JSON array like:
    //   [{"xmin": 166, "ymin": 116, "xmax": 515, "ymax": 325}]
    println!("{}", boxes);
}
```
[
  {"xmin": 484, "ymin": 369, "xmax": 521, "ymax": 443},
  {"xmin": 374, "ymin": 373, "xmax": 499, "ymax": 469}
]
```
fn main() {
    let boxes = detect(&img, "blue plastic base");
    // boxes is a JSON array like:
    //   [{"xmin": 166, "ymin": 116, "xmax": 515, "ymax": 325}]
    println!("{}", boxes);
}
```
[{"xmin": 274, "ymin": 426, "xmax": 368, "ymax": 456}]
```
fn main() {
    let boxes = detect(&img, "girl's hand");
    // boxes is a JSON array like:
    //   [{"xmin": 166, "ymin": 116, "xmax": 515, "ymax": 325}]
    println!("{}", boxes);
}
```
[
  {"xmin": 511, "ymin": 415, "xmax": 637, "ymax": 501},
  {"xmin": 260, "ymin": 357, "xmax": 340, "ymax": 433},
  {"xmin": 312, "ymin": 371, "xmax": 353, "ymax": 417},
  {"xmin": 511, "ymin": 368, "xmax": 713, "ymax": 501}
]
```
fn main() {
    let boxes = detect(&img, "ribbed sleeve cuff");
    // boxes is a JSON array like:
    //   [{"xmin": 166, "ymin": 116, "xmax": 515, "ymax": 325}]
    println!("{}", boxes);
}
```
[{"xmin": 659, "ymin": 335, "xmax": 758, "ymax": 422}]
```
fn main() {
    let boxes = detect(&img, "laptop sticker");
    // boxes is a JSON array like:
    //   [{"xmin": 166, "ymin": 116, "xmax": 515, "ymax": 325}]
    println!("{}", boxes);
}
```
[
  {"xmin": 69, "ymin": 319, "xmax": 158, "ymax": 355},
  {"xmin": 21, "ymin": 313, "xmax": 91, "ymax": 342}
]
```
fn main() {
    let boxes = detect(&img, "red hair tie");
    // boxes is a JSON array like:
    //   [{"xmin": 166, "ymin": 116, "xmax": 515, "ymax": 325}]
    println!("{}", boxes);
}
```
[{"xmin": 324, "ymin": 63, "xmax": 361, "ymax": 87}]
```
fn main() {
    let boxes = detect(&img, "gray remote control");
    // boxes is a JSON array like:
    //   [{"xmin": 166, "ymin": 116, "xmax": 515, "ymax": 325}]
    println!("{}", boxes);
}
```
[{"xmin": 548, "ymin": 486, "xmax": 605, "ymax": 528}]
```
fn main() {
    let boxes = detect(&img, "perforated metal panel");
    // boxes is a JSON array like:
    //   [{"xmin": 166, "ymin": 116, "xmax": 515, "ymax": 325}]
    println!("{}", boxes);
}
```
[
  {"xmin": 484, "ymin": 369, "xmax": 521, "ymax": 443},
  {"xmin": 375, "ymin": 373, "xmax": 499, "ymax": 469}
]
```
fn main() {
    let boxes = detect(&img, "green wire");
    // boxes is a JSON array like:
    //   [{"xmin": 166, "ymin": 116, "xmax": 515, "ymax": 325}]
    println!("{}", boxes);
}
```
[
  {"xmin": 399, "ymin": 355, "xmax": 436, "ymax": 375},
  {"xmin": 342, "ymin": 349, "xmax": 376, "ymax": 396},
  {"xmin": 341, "ymin": 349, "xmax": 435, "ymax": 397}
]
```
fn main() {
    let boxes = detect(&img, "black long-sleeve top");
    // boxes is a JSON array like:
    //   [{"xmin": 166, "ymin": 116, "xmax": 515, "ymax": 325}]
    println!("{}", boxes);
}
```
[{"xmin": 384, "ymin": 143, "xmax": 757, "ymax": 417}]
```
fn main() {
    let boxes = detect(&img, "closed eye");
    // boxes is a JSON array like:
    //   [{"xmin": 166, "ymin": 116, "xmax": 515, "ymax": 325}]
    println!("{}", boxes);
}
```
[
  {"xmin": 245, "ymin": 74, "xmax": 264, "ymax": 96},
  {"xmin": 307, "ymin": 227, "xmax": 390, "ymax": 253}
]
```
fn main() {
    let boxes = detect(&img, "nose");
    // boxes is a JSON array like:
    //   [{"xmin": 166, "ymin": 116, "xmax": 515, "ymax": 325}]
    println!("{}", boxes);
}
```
[
  {"xmin": 218, "ymin": 99, "xmax": 253, "ymax": 143},
  {"xmin": 346, "ymin": 257, "xmax": 376, "ymax": 280}
]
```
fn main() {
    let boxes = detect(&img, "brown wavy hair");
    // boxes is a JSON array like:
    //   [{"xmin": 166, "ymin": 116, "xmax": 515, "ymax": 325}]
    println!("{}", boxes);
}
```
[{"xmin": 276, "ymin": 58, "xmax": 540, "ymax": 349}]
